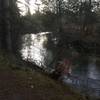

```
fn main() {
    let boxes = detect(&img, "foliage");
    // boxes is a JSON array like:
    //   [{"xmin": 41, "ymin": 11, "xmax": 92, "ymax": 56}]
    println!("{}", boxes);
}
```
[
  {"xmin": 20, "ymin": 13, "xmax": 45, "ymax": 33},
  {"xmin": 0, "ymin": 0, "xmax": 100, "ymax": 53}
]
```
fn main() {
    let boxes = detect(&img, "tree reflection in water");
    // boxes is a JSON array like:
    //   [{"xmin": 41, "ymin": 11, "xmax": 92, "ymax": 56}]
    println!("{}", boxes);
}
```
[{"xmin": 21, "ymin": 32, "xmax": 53, "ymax": 68}]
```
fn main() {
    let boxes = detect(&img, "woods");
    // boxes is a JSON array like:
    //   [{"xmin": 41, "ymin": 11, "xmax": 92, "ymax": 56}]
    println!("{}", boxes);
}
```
[
  {"xmin": 0, "ymin": 0, "xmax": 99, "ymax": 70},
  {"xmin": 0, "ymin": 0, "xmax": 100, "ymax": 99},
  {"xmin": 0, "ymin": 0, "xmax": 100, "ymax": 51},
  {"xmin": 0, "ymin": 0, "xmax": 20, "ymax": 52},
  {"xmin": 0, "ymin": 0, "xmax": 99, "ymax": 67}
]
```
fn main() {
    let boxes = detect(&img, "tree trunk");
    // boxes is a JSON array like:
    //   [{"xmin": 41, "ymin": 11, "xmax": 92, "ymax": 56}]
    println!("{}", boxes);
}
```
[{"xmin": 0, "ymin": 0, "xmax": 12, "ymax": 51}]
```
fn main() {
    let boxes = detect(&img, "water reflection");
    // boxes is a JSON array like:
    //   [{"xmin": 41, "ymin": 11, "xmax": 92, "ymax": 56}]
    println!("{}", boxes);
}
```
[
  {"xmin": 73, "ymin": 56, "xmax": 100, "ymax": 80},
  {"xmin": 20, "ymin": 32, "xmax": 100, "ymax": 80},
  {"xmin": 88, "ymin": 57, "xmax": 100, "ymax": 79},
  {"xmin": 21, "ymin": 32, "xmax": 53, "ymax": 67}
]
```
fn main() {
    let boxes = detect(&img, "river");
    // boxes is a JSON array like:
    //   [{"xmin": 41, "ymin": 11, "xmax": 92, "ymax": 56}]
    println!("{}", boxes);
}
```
[
  {"xmin": 20, "ymin": 32, "xmax": 100, "ymax": 96},
  {"xmin": 20, "ymin": 32, "xmax": 100, "ymax": 79}
]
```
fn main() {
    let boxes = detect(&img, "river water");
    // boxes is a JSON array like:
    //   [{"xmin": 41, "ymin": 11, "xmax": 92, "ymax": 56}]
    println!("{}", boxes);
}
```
[
  {"xmin": 20, "ymin": 32, "xmax": 53, "ymax": 68},
  {"xmin": 20, "ymin": 32, "xmax": 100, "ymax": 79},
  {"xmin": 20, "ymin": 32, "xmax": 100, "ymax": 96}
]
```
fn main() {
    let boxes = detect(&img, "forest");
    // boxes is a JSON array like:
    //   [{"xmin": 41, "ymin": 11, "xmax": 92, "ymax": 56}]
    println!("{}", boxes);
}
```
[
  {"xmin": 0, "ymin": 0, "xmax": 100, "ymax": 100},
  {"xmin": 0, "ymin": 0, "xmax": 100, "ymax": 52}
]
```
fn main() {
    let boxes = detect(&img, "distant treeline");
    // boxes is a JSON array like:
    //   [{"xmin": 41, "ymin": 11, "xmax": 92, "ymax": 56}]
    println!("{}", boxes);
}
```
[{"xmin": 0, "ymin": 0, "xmax": 100, "ymax": 53}]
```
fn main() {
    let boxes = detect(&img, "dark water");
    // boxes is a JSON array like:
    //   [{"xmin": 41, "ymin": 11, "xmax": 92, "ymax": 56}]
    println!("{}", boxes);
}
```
[
  {"xmin": 20, "ymin": 32, "xmax": 100, "ymax": 96},
  {"xmin": 73, "ymin": 57, "xmax": 100, "ymax": 80},
  {"xmin": 20, "ymin": 32, "xmax": 100, "ymax": 79}
]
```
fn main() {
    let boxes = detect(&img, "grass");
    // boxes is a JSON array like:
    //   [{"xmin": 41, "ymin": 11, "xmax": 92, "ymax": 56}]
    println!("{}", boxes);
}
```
[{"xmin": 0, "ymin": 51, "xmax": 89, "ymax": 100}]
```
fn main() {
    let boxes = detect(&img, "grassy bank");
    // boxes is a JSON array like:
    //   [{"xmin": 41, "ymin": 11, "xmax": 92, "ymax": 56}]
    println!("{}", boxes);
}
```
[{"xmin": 0, "ymin": 52, "xmax": 90, "ymax": 100}]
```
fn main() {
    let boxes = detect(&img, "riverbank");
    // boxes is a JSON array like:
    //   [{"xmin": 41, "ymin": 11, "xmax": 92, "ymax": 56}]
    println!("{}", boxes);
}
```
[{"xmin": 0, "ymin": 51, "xmax": 97, "ymax": 100}]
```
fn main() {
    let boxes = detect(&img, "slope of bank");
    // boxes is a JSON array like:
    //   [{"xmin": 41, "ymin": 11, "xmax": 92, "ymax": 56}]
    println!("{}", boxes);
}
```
[{"xmin": 0, "ymin": 52, "xmax": 89, "ymax": 100}]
